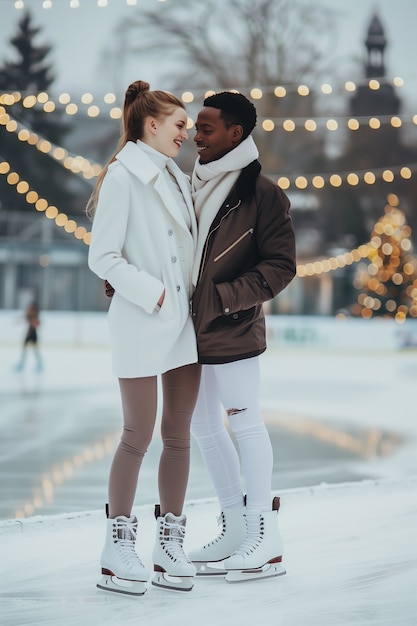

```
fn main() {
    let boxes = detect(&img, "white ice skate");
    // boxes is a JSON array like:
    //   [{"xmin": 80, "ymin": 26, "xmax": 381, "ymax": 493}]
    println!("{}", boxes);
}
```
[
  {"xmin": 224, "ymin": 497, "xmax": 286, "ymax": 583},
  {"xmin": 152, "ymin": 505, "xmax": 196, "ymax": 592},
  {"xmin": 189, "ymin": 507, "xmax": 246, "ymax": 576},
  {"xmin": 97, "ymin": 506, "xmax": 149, "ymax": 596}
]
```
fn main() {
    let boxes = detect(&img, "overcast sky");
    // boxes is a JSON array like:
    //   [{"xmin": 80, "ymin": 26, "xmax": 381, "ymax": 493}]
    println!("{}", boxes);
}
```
[{"xmin": 0, "ymin": 0, "xmax": 416, "ymax": 110}]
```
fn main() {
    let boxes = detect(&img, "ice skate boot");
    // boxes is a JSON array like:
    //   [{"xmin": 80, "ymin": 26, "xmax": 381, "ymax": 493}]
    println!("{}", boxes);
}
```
[
  {"xmin": 189, "ymin": 507, "xmax": 246, "ymax": 575},
  {"xmin": 152, "ymin": 504, "xmax": 196, "ymax": 592},
  {"xmin": 97, "ymin": 504, "xmax": 149, "ymax": 596},
  {"xmin": 224, "ymin": 497, "xmax": 286, "ymax": 583}
]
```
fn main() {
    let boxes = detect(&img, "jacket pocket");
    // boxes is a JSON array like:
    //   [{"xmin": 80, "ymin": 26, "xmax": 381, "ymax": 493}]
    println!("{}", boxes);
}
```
[
  {"xmin": 206, "ymin": 305, "xmax": 257, "ymax": 331},
  {"xmin": 213, "ymin": 228, "xmax": 254, "ymax": 263}
]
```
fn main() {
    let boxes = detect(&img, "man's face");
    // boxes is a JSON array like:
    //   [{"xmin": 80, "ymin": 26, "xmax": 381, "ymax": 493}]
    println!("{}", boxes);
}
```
[{"xmin": 194, "ymin": 107, "xmax": 241, "ymax": 164}]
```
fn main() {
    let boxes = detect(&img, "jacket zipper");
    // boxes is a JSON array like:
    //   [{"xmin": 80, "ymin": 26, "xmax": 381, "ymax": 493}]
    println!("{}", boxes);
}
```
[
  {"xmin": 198, "ymin": 200, "xmax": 241, "ymax": 282},
  {"xmin": 213, "ymin": 228, "xmax": 254, "ymax": 263}
]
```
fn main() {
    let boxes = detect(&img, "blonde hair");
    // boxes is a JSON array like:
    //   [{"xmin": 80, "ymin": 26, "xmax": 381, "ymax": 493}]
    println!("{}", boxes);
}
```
[{"xmin": 86, "ymin": 80, "xmax": 185, "ymax": 219}]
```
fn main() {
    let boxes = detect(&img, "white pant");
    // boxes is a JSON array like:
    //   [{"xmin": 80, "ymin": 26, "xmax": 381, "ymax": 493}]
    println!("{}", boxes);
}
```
[{"xmin": 190, "ymin": 357, "xmax": 273, "ymax": 512}]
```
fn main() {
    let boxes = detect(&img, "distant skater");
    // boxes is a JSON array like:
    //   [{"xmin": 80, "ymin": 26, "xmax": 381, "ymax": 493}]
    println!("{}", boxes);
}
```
[{"xmin": 15, "ymin": 302, "xmax": 42, "ymax": 372}]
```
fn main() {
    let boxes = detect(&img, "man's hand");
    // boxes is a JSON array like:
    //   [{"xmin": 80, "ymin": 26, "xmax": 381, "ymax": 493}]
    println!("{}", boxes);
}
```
[{"xmin": 104, "ymin": 280, "xmax": 115, "ymax": 298}]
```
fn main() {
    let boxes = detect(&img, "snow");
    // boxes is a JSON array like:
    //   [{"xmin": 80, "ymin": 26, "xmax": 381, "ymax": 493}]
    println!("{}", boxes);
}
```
[{"xmin": 1, "ymin": 319, "xmax": 417, "ymax": 626}]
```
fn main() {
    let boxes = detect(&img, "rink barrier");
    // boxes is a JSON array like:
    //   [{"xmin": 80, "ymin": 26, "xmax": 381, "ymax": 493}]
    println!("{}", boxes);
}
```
[{"xmin": 1, "ymin": 311, "xmax": 416, "ymax": 350}]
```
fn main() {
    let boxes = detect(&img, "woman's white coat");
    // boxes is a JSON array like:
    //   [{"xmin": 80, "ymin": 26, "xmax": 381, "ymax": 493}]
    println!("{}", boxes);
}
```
[{"xmin": 88, "ymin": 141, "xmax": 198, "ymax": 377}]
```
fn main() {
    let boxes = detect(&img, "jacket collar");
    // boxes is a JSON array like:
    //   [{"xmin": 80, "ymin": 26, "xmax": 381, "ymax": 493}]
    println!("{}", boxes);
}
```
[
  {"xmin": 229, "ymin": 160, "xmax": 262, "ymax": 202},
  {"xmin": 206, "ymin": 160, "xmax": 261, "ymax": 236},
  {"xmin": 116, "ymin": 141, "xmax": 162, "ymax": 183}
]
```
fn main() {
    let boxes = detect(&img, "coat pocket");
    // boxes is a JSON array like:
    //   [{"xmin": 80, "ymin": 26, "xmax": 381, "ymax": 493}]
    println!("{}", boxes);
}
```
[{"xmin": 157, "ymin": 269, "xmax": 176, "ymax": 322}]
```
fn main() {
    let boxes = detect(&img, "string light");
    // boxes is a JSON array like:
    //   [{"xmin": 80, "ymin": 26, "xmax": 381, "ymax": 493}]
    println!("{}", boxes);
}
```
[
  {"xmin": 0, "ymin": 107, "xmax": 101, "ymax": 179},
  {"xmin": 13, "ymin": 0, "xmax": 148, "ymax": 8},
  {"xmin": 5, "ymin": 94, "xmax": 416, "ymax": 131},
  {"xmin": 276, "ymin": 164, "xmax": 415, "ymax": 190},
  {"xmin": 0, "ymin": 160, "xmax": 91, "ymax": 244},
  {"xmin": 3, "ymin": 106, "xmax": 415, "ymax": 189},
  {"xmin": 296, "ymin": 244, "xmax": 372, "ymax": 277},
  {"xmin": 250, "ymin": 88, "xmax": 263, "ymax": 100},
  {"xmin": 0, "ymin": 73, "xmax": 409, "ymax": 111}
]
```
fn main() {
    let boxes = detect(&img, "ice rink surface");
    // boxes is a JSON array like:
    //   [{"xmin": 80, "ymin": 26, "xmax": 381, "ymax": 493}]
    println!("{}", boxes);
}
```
[{"xmin": 1, "ymin": 341, "xmax": 417, "ymax": 625}]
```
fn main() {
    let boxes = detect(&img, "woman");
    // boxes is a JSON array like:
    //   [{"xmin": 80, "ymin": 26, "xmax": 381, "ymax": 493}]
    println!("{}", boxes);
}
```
[
  {"xmin": 87, "ymin": 80, "xmax": 201, "ymax": 595},
  {"xmin": 15, "ymin": 301, "xmax": 42, "ymax": 372}
]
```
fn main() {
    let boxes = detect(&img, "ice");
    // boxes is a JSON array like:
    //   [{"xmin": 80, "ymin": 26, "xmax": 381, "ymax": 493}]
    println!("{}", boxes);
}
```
[
  {"xmin": 1, "ymin": 317, "xmax": 417, "ymax": 625},
  {"xmin": 1, "ymin": 479, "xmax": 416, "ymax": 626}
]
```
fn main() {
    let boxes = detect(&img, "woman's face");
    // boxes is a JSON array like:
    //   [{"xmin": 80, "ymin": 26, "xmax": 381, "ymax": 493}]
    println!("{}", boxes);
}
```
[{"xmin": 151, "ymin": 107, "xmax": 189, "ymax": 157}]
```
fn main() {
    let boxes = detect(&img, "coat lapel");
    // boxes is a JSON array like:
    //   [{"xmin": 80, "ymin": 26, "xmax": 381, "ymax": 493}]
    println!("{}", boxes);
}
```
[
  {"xmin": 116, "ymin": 142, "xmax": 196, "ymax": 243},
  {"xmin": 166, "ymin": 159, "xmax": 198, "ymax": 245}
]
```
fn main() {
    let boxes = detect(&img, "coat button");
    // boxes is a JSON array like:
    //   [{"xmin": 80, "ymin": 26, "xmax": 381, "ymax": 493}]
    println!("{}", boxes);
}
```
[
  {"xmin": 171, "ymin": 256, "xmax": 177, "ymax": 263},
  {"xmin": 168, "ymin": 229, "xmax": 174, "ymax": 236},
  {"xmin": 176, "ymin": 285, "xmax": 181, "ymax": 292},
  {"xmin": 224, "ymin": 307, "xmax": 230, "ymax": 314},
  {"xmin": 232, "ymin": 313, "xmax": 238, "ymax": 319}
]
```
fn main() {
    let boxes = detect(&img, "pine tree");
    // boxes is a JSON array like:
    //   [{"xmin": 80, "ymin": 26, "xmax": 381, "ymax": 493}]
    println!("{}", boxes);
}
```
[
  {"xmin": 0, "ymin": 11, "xmax": 75, "ymax": 214},
  {"xmin": 352, "ymin": 197, "xmax": 417, "ymax": 322}
]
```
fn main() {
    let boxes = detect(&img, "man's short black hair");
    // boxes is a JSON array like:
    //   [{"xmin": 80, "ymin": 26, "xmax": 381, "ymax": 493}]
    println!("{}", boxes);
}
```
[{"xmin": 203, "ymin": 91, "xmax": 257, "ymax": 139}]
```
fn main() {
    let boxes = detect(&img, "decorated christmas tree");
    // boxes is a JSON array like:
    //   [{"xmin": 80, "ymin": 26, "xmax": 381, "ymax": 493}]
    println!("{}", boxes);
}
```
[{"xmin": 352, "ymin": 194, "xmax": 417, "ymax": 322}]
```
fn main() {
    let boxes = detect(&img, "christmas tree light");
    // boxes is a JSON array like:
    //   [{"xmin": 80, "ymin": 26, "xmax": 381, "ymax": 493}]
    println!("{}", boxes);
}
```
[{"xmin": 352, "ymin": 195, "xmax": 417, "ymax": 322}]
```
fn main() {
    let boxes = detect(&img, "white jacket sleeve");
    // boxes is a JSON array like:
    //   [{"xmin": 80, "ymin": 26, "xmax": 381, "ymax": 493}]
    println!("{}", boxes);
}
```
[{"xmin": 87, "ymin": 170, "xmax": 164, "ymax": 314}]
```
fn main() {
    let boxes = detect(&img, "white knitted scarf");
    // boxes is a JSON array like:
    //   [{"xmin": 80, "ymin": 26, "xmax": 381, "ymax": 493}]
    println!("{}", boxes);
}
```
[{"xmin": 191, "ymin": 135, "xmax": 259, "ymax": 285}]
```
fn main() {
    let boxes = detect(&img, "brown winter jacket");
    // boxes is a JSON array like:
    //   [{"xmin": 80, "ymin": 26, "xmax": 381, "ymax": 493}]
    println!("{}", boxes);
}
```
[{"xmin": 191, "ymin": 159, "xmax": 296, "ymax": 364}]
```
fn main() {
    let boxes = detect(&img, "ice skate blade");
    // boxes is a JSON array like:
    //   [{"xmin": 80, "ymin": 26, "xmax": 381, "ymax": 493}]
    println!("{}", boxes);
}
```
[
  {"xmin": 225, "ymin": 563, "xmax": 286, "ymax": 583},
  {"xmin": 194, "ymin": 561, "xmax": 226, "ymax": 576},
  {"xmin": 152, "ymin": 572, "xmax": 194, "ymax": 592},
  {"xmin": 97, "ymin": 574, "xmax": 147, "ymax": 596}
]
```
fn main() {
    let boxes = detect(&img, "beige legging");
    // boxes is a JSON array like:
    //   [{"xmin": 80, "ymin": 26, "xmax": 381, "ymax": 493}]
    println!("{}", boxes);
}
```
[{"xmin": 108, "ymin": 363, "xmax": 201, "ymax": 519}]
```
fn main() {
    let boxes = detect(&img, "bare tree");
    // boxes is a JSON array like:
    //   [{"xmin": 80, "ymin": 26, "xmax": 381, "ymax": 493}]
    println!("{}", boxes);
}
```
[
  {"xmin": 101, "ymin": 0, "xmax": 340, "ymax": 176},
  {"xmin": 114, "ymin": 0, "xmax": 337, "ymax": 92}
]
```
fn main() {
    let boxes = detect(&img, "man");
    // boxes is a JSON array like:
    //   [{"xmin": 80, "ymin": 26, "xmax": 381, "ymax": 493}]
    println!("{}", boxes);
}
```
[{"xmin": 188, "ymin": 91, "xmax": 296, "ymax": 582}]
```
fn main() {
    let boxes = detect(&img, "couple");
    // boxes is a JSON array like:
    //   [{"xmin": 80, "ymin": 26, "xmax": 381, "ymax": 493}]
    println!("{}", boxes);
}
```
[{"xmin": 87, "ymin": 80, "xmax": 296, "ymax": 595}]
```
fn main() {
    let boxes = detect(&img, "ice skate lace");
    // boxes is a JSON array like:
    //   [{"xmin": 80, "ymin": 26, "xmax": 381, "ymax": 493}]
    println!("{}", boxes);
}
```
[
  {"xmin": 162, "ymin": 518, "xmax": 190, "ymax": 562},
  {"xmin": 202, "ymin": 512, "xmax": 225, "ymax": 549},
  {"xmin": 233, "ymin": 514, "xmax": 264, "ymax": 556},
  {"xmin": 115, "ymin": 519, "xmax": 145, "ymax": 569}
]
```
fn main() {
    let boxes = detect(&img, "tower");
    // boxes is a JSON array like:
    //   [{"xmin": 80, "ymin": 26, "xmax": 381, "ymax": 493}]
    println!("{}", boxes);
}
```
[
  {"xmin": 350, "ymin": 13, "xmax": 400, "ymax": 118},
  {"xmin": 365, "ymin": 13, "xmax": 386, "ymax": 78}
]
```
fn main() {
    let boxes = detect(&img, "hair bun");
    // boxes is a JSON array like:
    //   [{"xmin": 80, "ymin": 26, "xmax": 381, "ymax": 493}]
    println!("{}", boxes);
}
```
[{"xmin": 125, "ymin": 80, "xmax": 150, "ymax": 105}]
